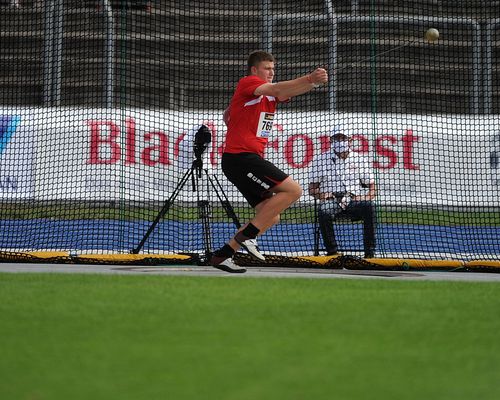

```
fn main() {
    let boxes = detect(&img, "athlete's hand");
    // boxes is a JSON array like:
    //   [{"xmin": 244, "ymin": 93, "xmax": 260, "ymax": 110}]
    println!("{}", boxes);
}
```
[{"xmin": 309, "ymin": 68, "xmax": 328, "ymax": 86}]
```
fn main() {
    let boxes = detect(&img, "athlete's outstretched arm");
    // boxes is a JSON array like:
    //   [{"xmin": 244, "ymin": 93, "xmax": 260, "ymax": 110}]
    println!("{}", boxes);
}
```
[{"xmin": 254, "ymin": 68, "xmax": 328, "ymax": 100}]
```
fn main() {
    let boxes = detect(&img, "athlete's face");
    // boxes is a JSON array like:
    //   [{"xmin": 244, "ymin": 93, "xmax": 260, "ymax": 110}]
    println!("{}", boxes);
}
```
[{"xmin": 251, "ymin": 61, "xmax": 275, "ymax": 83}]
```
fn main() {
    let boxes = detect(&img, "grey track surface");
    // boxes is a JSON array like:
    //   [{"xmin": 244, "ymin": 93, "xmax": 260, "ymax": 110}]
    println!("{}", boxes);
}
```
[{"xmin": 1, "ymin": 262, "xmax": 500, "ymax": 282}]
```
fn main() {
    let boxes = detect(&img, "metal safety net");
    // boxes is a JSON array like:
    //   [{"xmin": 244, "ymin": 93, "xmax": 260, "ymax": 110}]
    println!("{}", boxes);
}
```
[{"xmin": 0, "ymin": 0, "xmax": 499, "ymax": 269}]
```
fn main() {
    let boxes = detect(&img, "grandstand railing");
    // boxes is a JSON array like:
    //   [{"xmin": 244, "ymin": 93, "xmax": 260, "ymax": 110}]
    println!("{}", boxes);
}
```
[
  {"xmin": 262, "ymin": 5, "xmax": 483, "ymax": 112},
  {"xmin": 43, "ymin": 0, "xmax": 115, "ymax": 107},
  {"xmin": 15, "ymin": 1, "xmax": 499, "ymax": 113}
]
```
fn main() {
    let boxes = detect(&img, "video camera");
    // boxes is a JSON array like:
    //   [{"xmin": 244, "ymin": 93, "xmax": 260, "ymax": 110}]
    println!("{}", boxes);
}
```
[{"xmin": 193, "ymin": 124, "xmax": 212, "ymax": 160}]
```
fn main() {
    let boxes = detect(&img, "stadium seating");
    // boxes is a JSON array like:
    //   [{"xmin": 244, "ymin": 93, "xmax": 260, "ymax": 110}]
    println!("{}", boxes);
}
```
[{"xmin": 0, "ymin": 1, "xmax": 498, "ymax": 113}]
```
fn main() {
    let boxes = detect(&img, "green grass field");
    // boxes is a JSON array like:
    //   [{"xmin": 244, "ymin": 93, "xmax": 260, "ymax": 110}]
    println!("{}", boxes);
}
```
[
  {"xmin": 1, "ymin": 273, "xmax": 499, "ymax": 400},
  {"xmin": 2, "ymin": 201, "xmax": 499, "ymax": 225}
]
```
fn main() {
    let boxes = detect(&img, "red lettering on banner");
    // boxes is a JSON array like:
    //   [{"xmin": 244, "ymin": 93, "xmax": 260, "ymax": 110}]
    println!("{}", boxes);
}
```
[
  {"xmin": 88, "ymin": 120, "xmax": 121, "ymax": 164},
  {"xmin": 351, "ymin": 134, "xmax": 369, "ymax": 154},
  {"xmin": 267, "ymin": 138, "xmax": 280, "ymax": 151},
  {"xmin": 125, "ymin": 117, "xmax": 136, "ymax": 164},
  {"xmin": 319, "ymin": 135, "xmax": 331, "ymax": 153},
  {"xmin": 402, "ymin": 129, "xmax": 420, "ymax": 170},
  {"xmin": 87, "ymin": 119, "xmax": 421, "ymax": 171},
  {"xmin": 284, "ymin": 134, "xmax": 314, "ymax": 168},
  {"xmin": 142, "ymin": 131, "xmax": 170, "ymax": 166},
  {"xmin": 374, "ymin": 135, "xmax": 398, "ymax": 169}
]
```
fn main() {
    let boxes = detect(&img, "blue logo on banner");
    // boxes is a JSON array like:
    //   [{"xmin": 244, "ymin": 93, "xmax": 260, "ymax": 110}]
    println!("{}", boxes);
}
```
[{"xmin": 0, "ymin": 115, "xmax": 21, "ymax": 155}]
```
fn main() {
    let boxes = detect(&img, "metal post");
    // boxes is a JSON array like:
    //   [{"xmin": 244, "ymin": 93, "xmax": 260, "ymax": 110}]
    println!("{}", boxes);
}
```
[
  {"xmin": 351, "ymin": 0, "xmax": 359, "ymax": 15},
  {"xmin": 325, "ymin": 0, "xmax": 337, "ymax": 111},
  {"xmin": 102, "ymin": 0, "xmax": 115, "ymax": 108},
  {"xmin": 43, "ymin": 0, "xmax": 55, "ymax": 105},
  {"xmin": 470, "ymin": 20, "xmax": 482, "ymax": 114},
  {"xmin": 262, "ymin": 0, "xmax": 273, "ymax": 53},
  {"xmin": 52, "ymin": 0, "xmax": 64, "ymax": 106},
  {"xmin": 484, "ymin": 20, "xmax": 500, "ymax": 114}
]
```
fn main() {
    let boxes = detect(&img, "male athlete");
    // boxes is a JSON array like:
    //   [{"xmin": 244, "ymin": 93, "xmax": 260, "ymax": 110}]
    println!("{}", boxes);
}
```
[{"xmin": 210, "ymin": 50, "xmax": 328, "ymax": 273}]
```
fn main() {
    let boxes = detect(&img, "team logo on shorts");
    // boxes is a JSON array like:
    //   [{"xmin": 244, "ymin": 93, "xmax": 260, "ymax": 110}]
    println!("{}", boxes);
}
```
[{"xmin": 247, "ymin": 172, "xmax": 270, "ymax": 189}]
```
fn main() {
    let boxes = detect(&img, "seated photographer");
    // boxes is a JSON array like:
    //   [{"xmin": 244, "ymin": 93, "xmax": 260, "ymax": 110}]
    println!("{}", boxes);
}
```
[{"xmin": 308, "ymin": 128, "xmax": 376, "ymax": 258}]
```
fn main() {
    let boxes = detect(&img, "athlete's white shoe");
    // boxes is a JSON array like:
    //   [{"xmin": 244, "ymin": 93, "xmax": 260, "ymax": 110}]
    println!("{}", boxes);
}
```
[
  {"xmin": 210, "ymin": 257, "xmax": 247, "ymax": 273},
  {"xmin": 241, "ymin": 238, "xmax": 266, "ymax": 261}
]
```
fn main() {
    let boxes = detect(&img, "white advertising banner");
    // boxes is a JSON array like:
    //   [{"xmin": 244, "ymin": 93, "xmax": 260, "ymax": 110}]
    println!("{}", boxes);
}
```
[{"xmin": 2, "ymin": 108, "xmax": 499, "ymax": 206}]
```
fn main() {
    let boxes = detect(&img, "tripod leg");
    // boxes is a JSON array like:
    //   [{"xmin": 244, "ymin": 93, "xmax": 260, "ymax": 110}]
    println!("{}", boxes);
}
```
[
  {"xmin": 131, "ymin": 169, "xmax": 192, "ymax": 254},
  {"xmin": 198, "ymin": 199, "xmax": 213, "ymax": 262},
  {"xmin": 314, "ymin": 198, "xmax": 320, "ymax": 256},
  {"xmin": 207, "ymin": 172, "xmax": 242, "ymax": 229},
  {"xmin": 195, "ymin": 169, "xmax": 214, "ymax": 264}
]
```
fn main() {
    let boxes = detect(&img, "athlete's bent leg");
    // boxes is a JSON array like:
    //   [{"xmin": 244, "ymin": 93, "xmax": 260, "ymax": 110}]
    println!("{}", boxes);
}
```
[
  {"xmin": 227, "ymin": 177, "xmax": 302, "ymax": 251},
  {"xmin": 211, "ymin": 177, "xmax": 301, "ymax": 267},
  {"xmin": 252, "ymin": 176, "xmax": 302, "ymax": 231}
]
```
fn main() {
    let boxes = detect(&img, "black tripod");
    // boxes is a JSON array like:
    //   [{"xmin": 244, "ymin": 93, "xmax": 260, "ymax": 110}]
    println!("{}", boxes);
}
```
[{"xmin": 131, "ymin": 157, "xmax": 242, "ymax": 263}]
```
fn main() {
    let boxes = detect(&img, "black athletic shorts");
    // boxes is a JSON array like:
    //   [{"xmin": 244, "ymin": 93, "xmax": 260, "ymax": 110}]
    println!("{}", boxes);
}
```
[{"xmin": 222, "ymin": 152, "xmax": 289, "ymax": 207}]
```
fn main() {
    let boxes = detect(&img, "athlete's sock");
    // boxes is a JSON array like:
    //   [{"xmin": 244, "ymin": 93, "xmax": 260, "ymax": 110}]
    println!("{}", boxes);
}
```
[
  {"xmin": 234, "ymin": 223, "xmax": 260, "ymax": 245},
  {"xmin": 210, "ymin": 244, "xmax": 235, "ymax": 265}
]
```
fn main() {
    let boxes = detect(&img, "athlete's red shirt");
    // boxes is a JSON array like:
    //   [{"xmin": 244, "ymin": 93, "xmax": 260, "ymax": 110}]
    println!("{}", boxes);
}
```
[{"xmin": 224, "ymin": 75, "xmax": 278, "ymax": 156}]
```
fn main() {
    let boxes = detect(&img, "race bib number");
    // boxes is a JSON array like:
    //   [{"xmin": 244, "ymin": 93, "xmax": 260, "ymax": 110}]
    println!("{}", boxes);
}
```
[{"xmin": 256, "ymin": 112, "xmax": 274, "ymax": 138}]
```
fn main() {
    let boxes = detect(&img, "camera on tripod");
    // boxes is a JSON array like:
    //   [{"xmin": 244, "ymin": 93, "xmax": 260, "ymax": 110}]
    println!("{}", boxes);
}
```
[
  {"xmin": 193, "ymin": 124, "xmax": 212, "ymax": 161},
  {"xmin": 132, "ymin": 122, "xmax": 245, "ymax": 261}
]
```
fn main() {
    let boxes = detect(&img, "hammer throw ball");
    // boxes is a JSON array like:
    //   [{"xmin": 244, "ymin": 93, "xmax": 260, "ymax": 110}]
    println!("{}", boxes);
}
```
[{"xmin": 425, "ymin": 28, "xmax": 440, "ymax": 43}]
